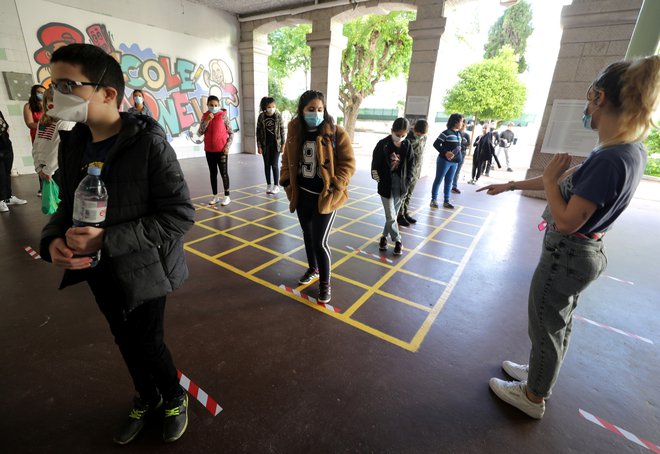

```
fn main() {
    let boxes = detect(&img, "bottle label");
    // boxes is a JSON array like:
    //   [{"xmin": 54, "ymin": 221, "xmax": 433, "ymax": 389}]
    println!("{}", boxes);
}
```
[{"xmin": 73, "ymin": 199, "xmax": 107, "ymax": 224}]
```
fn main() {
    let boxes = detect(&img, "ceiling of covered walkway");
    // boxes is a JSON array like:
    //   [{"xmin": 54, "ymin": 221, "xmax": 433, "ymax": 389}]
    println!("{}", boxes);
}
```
[{"xmin": 187, "ymin": 0, "xmax": 334, "ymax": 17}]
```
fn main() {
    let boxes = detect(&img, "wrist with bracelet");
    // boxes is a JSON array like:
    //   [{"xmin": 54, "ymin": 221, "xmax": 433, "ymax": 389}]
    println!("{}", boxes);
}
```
[{"xmin": 507, "ymin": 180, "xmax": 516, "ymax": 191}]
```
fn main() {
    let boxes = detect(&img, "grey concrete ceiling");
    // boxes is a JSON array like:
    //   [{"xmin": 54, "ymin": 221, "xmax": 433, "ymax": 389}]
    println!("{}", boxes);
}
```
[{"xmin": 186, "ymin": 0, "xmax": 316, "ymax": 17}]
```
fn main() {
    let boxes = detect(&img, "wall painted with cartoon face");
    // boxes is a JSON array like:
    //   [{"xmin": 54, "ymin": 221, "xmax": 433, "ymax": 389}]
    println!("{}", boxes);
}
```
[{"xmin": 15, "ymin": 0, "xmax": 241, "ymax": 160}]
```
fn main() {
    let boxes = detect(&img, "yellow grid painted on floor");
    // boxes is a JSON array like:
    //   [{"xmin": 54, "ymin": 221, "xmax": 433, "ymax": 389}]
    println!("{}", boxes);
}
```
[{"xmin": 184, "ymin": 184, "xmax": 492, "ymax": 352}]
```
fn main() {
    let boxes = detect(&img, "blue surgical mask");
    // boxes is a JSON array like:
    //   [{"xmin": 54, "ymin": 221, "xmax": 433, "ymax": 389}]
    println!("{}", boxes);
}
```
[
  {"xmin": 134, "ymin": 96, "xmax": 143, "ymax": 105},
  {"xmin": 581, "ymin": 113, "xmax": 593, "ymax": 130},
  {"xmin": 304, "ymin": 111, "xmax": 324, "ymax": 129},
  {"xmin": 36, "ymin": 93, "xmax": 44, "ymax": 101},
  {"xmin": 209, "ymin": 106, "xmax": 221, "ymax": 114}
]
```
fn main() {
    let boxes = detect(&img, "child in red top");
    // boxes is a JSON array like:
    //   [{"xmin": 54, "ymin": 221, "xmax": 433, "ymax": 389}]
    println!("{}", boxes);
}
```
[{"xmin": 198, "ymin": 95, "xmax": 234, "ymax": 206}]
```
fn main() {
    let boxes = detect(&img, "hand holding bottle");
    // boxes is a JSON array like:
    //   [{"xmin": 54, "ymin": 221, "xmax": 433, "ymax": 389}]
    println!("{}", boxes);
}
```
[
  {"xmin": 65, "ymin": 226, "xmax": 104, "ymax": 256},
  {"xmin": 48, "ymin": 237, "xmax": 92, "ymax": 269}
]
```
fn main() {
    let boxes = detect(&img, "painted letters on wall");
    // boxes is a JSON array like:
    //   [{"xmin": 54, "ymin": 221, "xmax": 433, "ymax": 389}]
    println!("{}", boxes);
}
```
[{"xmin": 17, "ymin": 0, "xmax": 240, "ymax": 154}]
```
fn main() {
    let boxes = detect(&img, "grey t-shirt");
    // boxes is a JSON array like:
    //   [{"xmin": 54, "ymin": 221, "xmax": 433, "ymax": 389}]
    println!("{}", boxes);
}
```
[{"xmin": 542, "ymin": 142, "xmax": 647, "ymax": 234}]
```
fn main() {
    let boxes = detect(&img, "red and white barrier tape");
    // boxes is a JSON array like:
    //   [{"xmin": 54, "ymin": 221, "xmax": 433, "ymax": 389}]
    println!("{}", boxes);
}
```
[
  {"xmin": 345, "ymin": 246, "xmax": 393, "ymax": 264},
  {"xmin": 177, "ymin": 370, "xmax": 222, "ymax": 416},
  {"xmin": 579, "ymin": 409, "xmax": 660, "ymax": 453},
  {"xmin": 603, "ymin": 275, "xmax": 635, "ymax": 285},
  {"xmin": 279, "ymin": 284, "xmax": 341, "ymax": 313},
  {"xmin": 573, "ymin": 315, "xmax": 653, "ymax": 345},
  {"xmin": 24, "ymin": 246, "xmax": 41, "ymax": 260}
]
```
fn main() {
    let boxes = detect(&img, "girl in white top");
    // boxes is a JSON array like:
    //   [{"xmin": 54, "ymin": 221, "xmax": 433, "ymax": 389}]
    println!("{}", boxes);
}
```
[{"xmin": 32, "ymin": 88, "xmax": 75, "ymax": 181}]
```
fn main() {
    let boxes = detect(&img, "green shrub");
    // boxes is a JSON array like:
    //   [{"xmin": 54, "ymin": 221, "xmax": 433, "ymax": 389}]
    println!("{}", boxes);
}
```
[{"xmin": 644, "ymin": 128, "xmax": 660, "ymax": 177}]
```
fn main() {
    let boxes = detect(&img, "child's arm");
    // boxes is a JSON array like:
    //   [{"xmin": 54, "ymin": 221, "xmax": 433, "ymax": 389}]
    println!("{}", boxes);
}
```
[
  {"xmin": 278, "ymin": 113, "xmax": 286, "ymax": 150},
  {"xmin": 102, "ymin": 140, "xmax": 195, "ymax": 257},
  {"xmin": 332, "ymin": 125, "xmax": 355, "ymax": 191},
  {"xmin": 198, "ymin": 112, "xmax": 211, "ymax": 135},
  {"xmin": 280, "ymin": 121, "xmax": 295, "ymax": 187},
  {"xmin": 23, "ymin": 104, "xmax": 38, "ymax": 130},
  {"xmin": 371, "ymin": 140, "xmax": 383, "ymax": 181},
  {"xmin": 223, "ymin": 113, "xmax": 234, "ymax": 153}
]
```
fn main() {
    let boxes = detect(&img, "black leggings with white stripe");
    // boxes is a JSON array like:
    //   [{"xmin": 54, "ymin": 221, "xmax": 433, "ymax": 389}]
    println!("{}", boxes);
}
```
[
  {"xmin": 296, "ymin": 189, "xmax": 336, "ymax": 284},
  {"xmin": 205, "ymin": 151, "xmax": 230, "ymax": 196}
]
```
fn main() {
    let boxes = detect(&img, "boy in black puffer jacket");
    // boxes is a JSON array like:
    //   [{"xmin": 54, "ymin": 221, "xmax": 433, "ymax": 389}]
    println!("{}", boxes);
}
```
[{"xmin": 40, "ymin": 44, "xmax": 194, "ymax": 445}]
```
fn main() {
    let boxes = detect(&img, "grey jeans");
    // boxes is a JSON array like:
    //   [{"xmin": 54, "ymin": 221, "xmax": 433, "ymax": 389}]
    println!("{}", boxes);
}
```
[
  {"xmin": 527, "ymin": 230, "xmax": 607, "ymax": 398},
  {"xmin": 380, "ymin": 173, "xmax": 403, "ymax": 243}
]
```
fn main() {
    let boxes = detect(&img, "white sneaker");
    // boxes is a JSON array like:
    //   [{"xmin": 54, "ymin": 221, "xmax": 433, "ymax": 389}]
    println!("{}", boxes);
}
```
[
  {"xmin": 220, "ymin": 196, "xmax": 231, "ymax": 206},
  {"xmin": 271, "ymin": 185, "xmax": 280, "ymax": 194},
  {"xmin": 209, "ymin": 195, "xmax": 221, "ymax": 205},
  {"xmin": 489, "ymin": 378, "xmax": 545, "ymax": 419},
  {"xmin": 0, "ymin": 201, "xmax": 8, "ymax": 212},
  {"xmin": 502, "ymin": 361, "xmax": 529, "ymax": 382},
  {"xmin": 266, "ymin": 184, "xmax": 273, "ymax": 194},
  {"xmin": 6, "ymin": 195, "xmax": 27, "ymax": 205}
]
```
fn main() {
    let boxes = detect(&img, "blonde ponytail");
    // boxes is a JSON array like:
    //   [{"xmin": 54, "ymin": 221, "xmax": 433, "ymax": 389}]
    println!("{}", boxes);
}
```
[{"xmin": 593, "ymin": 55, "xmax": 660, "ymax": 146}]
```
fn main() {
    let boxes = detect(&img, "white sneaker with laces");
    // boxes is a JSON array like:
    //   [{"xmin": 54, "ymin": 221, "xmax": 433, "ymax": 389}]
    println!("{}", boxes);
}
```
[
  {"xmin": 6, "ymin": 195, "xmax": 27, "ymax": 205},
  {"xmin": 266, "ymin": 184, "xmax": 273, "ymax": 194},
  {"xmin": 209, "ymin": 195, "xmax": 221, "ymax": 205},
  {"xmin": 271, "ymin": 185, "xmax": 280, "ymax": 194},
  {"xmin": 221, "ymin": 196, "xmax": 231, "ymax": 206},
  {"xmin": 489, "ymin": 378, "xmax": 545, "ymax": 419},
  {"xmin": 0, "ymin": 201, "xmax": 8, "ymax": 212},
  {"xmin": 502, "ymin": 361, "xmax": 529, "ymax": 382}
]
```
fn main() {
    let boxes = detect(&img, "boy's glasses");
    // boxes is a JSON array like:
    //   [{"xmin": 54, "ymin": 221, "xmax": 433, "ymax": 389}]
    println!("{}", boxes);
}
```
[
  {"xmin": 50, "ymin": 79, "xmax": 101, "ymax": 95},
  {"xmin": 51, "ymin": 65, "xmax": 108, "ymax": 95}
]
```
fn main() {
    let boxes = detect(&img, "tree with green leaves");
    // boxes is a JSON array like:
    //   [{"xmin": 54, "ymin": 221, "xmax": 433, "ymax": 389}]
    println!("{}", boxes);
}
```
[
  {"xmin": 483, "ymin": 0, "xmax": 533, "ymax": 73},
  {"xmin": 444, "ymin": 47, "xmax": 527, "ymax": 132},
  {"xmin": 268, "ymin": 24, "xmax": 311, "ymax": 111},
  {"xmin": 340, "ymin": 11, "xmax": 415, "ymax": 139}
]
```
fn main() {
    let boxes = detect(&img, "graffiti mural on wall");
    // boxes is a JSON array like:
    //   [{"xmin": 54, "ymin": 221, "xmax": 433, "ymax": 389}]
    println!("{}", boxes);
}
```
[{"xmin": 32, "ymin": 22, "xmax": 240, "ymax": 141}]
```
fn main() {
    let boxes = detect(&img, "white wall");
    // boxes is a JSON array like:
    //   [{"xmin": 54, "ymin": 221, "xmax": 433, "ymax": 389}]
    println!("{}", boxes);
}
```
[{"xmin": 0, "ymin": 0, "xmax": 240, "ymax": 176}]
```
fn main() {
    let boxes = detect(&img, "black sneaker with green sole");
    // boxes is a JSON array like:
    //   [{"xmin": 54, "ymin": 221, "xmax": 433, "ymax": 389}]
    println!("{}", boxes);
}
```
[
  {"xmin": 113, "ymin": 396, "xmax": 163, "ymax": 445},
  {"xmin": 163, "ymin": 393, "xmax": 188, "ymax": 443}
]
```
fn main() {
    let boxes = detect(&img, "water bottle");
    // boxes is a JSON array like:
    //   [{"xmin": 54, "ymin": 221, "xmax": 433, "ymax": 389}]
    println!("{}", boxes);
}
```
[{"xmin": 72, "ymin": 166, "xmax": 108, "ymax": 267}]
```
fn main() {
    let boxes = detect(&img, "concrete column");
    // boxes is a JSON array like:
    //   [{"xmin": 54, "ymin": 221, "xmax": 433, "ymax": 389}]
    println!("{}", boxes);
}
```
[
  {"xmin": 404, "ymin": 0, "xmax": 446, "ymax": 123},
  {"xmin": 626, "ymin": 0, "xmax": 660, "ymax": 58},
  {"xmin": 239, "ymin": 32, "xmax": 271, "ymax": 154},
  {"xmin": 307, "ymin": 18, "xmax": 347, "ymax": 118},
  {"xmin": 523, "ymin": 0, "xmax": 642, "ymax": 198}
]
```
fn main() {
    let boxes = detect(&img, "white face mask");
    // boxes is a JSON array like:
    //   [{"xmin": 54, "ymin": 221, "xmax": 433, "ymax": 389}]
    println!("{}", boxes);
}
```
[
  {"xmin": 48, "ymin": 90, "xmax": 89, "ymax": 123},
  {"xmin": 391, "ymin": 133, "xmax": 404, "ymax": 143},
  {"xmin": 266, "ymin": 108, "xmax": 276, "ymax": 115}
]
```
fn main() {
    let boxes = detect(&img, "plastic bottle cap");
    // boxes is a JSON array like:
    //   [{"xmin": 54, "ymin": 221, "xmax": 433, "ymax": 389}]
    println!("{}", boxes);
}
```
[{"xmin": 87, "ymin": 166, "xmax": 101, "ymax": 176}]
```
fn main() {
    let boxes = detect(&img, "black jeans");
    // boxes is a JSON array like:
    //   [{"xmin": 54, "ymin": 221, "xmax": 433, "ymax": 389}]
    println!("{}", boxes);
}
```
[
  {"xmin": 262, "ymin": 142, "xmax": 280, "ymax": 186},
  {"xmin": 0, "ymin": 137, "xmax": 13, "ymax": 201},
  {"xmin": 296, "ymin": 189, "xmax": 336, "ymax": 284},
  {"xmin": 87, "ymin": 268, "xmax": 181, "ymax": 404},
  {"xmin": 205, "ymin": 151, "xmax": 230, "ymax": 196}
]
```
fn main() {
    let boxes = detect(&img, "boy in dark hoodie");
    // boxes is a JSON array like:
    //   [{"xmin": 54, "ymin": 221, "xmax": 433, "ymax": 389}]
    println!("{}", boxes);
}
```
[{"xmin": 41, "ymin": 44, "xmax": 194, "ymax": 445}]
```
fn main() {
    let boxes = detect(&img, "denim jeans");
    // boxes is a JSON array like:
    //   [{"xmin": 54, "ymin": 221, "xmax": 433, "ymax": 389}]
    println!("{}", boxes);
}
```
[
  {"xmin": 431, "ymin": 156, "xmax": 457, "ymax": 202},
  {"xmin": 526, "ymin": 230, "xmax": 607, "ymax": 398},
  {"xmin": 452, "ymin": 152, "xmax": 465, "ymax": 189},
  {"xmin": 380, "ymin": 173, "xmax": 402, "ymax": 243}
]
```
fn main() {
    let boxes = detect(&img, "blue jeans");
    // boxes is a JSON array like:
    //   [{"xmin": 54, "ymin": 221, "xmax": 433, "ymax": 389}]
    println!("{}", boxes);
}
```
[
  {"xmin": 431, "ymin": 156, "xmax": 457, "ymax": 202},
  {"xmin": 452, "ymin": 152, "xmax": 465, "ymax": 189},
  {"xmin": 380, "ymin": 173, "xmax": 402, "ymax": 243},
  {"xmin": 526, "ymin": 230, "xmax": 607, "ymax": 398}
]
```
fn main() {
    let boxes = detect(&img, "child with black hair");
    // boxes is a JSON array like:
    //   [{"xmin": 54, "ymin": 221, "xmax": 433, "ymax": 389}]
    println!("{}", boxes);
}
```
[
  {"xmin": 41, "ymin": 43, "xmax": 194, "ymax": 445},
  {"xmin": 372, "ymin": 117, "xmax": 414, "ymax": 256},
  {"xmin": 127, "ymin": 89, "xmax": 153, "ymax": 117},
  {"xmin": 431, "ymin": 113, "xmax": 465, "ymax": 209},
  {"xmin": 280, "ymin": 90, "xmax": 355, "ymax": 303},
  {"xmin": 198, "ymin": 95, "xmax": 234, "ymax": 205},
  {"xmin": 397, "ymin": 119, "xmax": 428, "ymax": 226},
  {"xmin": 256, "ymin": 96, "xmax": 285, "ymax": 193}
]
